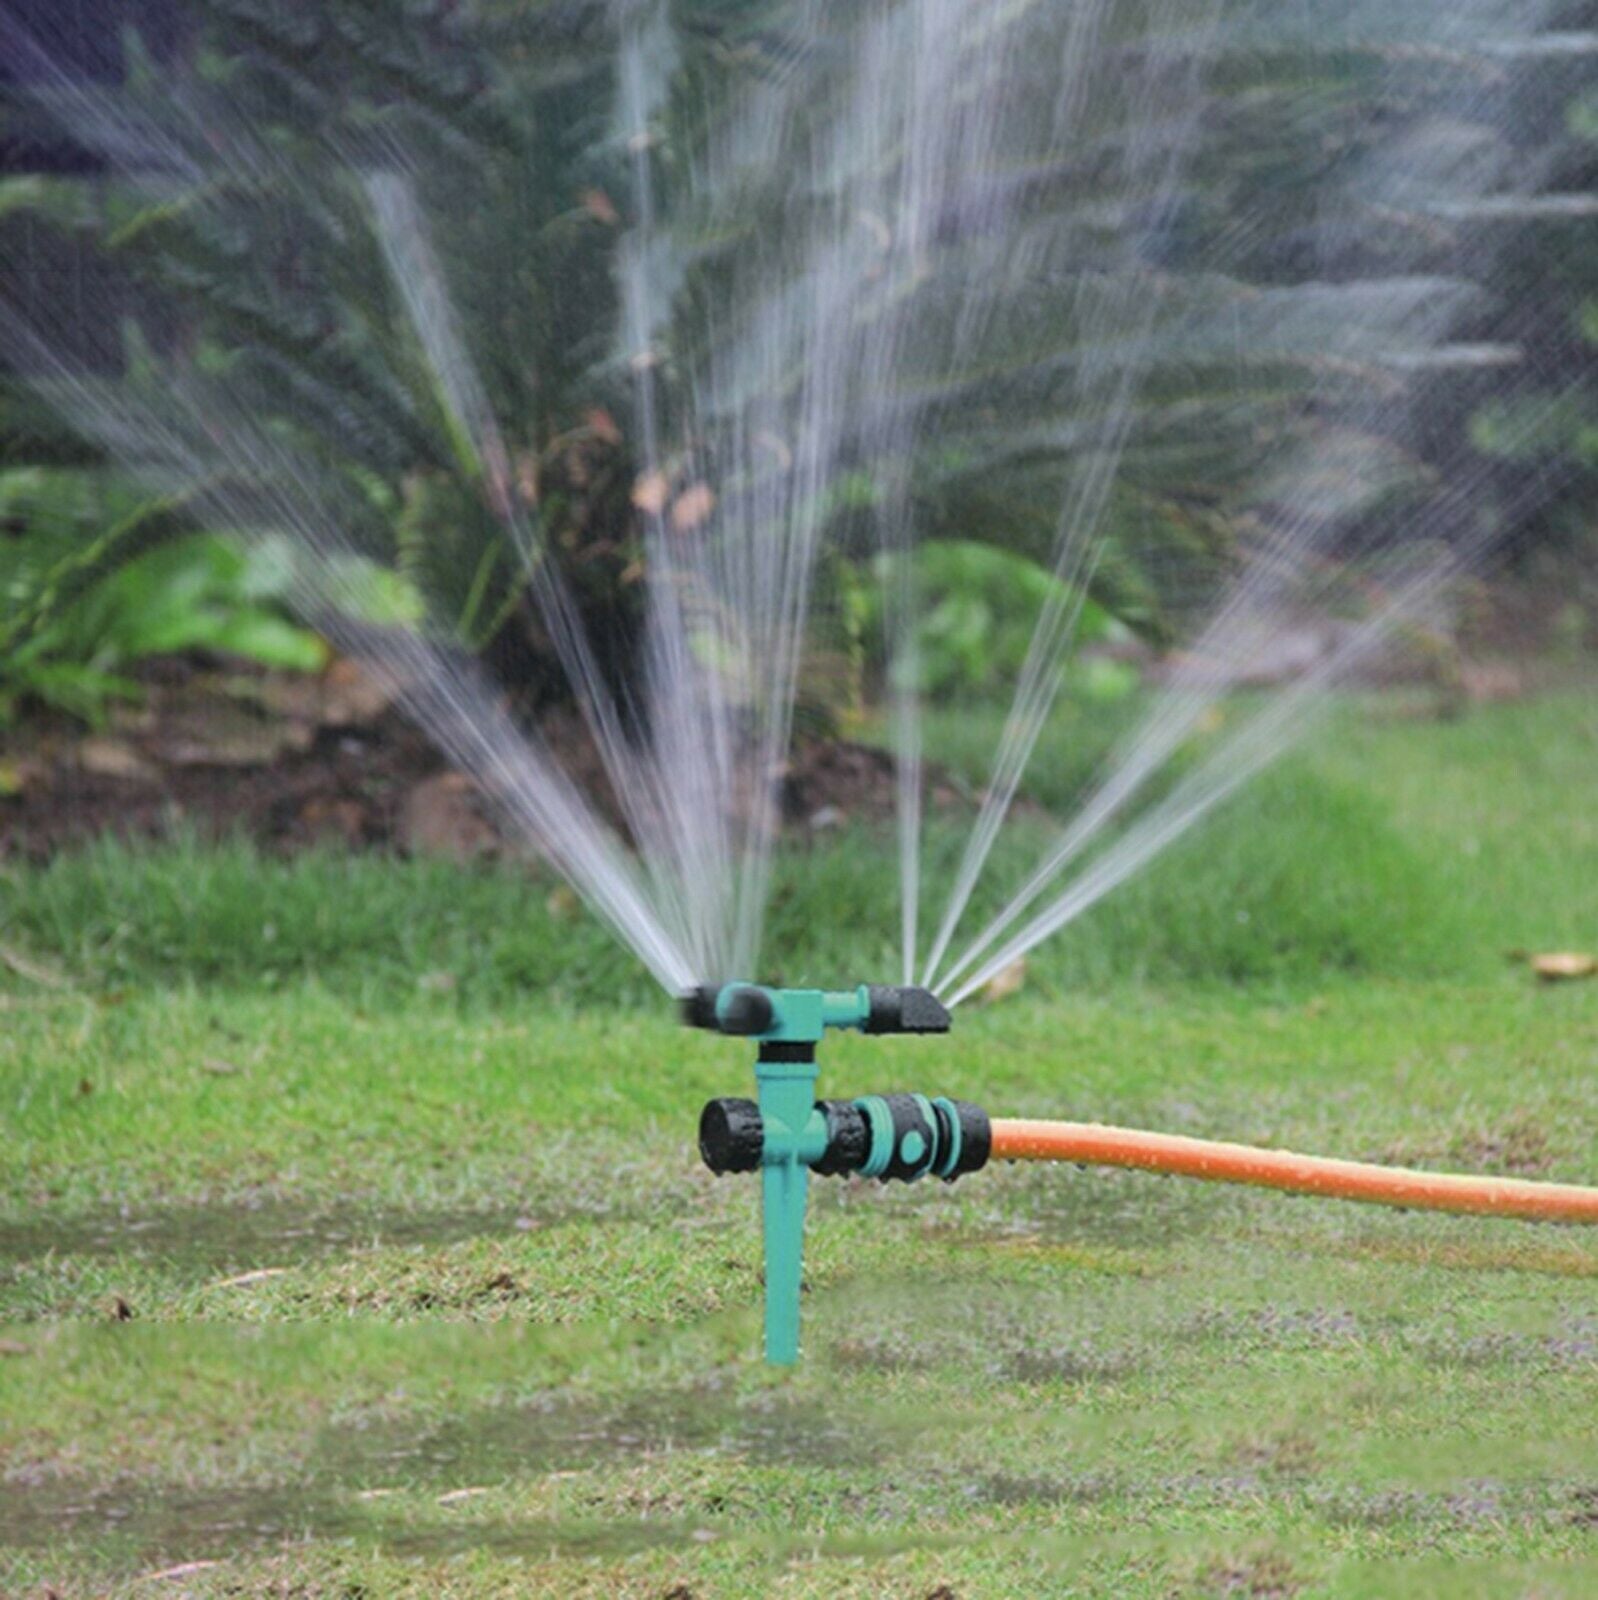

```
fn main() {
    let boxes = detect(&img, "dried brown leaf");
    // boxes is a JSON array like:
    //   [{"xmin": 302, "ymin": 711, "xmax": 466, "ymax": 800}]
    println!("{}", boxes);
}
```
[
  {"xmin": 137, "ymin": 1560, "xmax": 223, "ymax": 1582},
  {"xmin": 1532, "ymin": 952, "xmax": 1597, "ymax": 982},
  {"xmin": 670, "ymin": 482, "xmax": 717, "ymax": 534},
  {"xmin": 206, "ymin": 1268, "xmax": 287, "ymax": 1291},
  {"xmin": 0, "ymin": 944, "xmax": 67, "ymax": 990},
  {"xmin": 980, "ymin": 957, "xmax": 1027, "ymax": 1005},
  {"xmin": 585, "ymin": 407, "xmax": 622, "ymax": 446},
  {"xmin": 579, "ymin": 187, "xmax": 619, "ymax": 226},
  {"xmin": 631, "ymin": 469, "xmax": 671, "ymax": 516}
]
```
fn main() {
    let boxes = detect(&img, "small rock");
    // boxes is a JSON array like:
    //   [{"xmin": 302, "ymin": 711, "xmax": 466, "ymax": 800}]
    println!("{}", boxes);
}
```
[
  {"xmin": 259, "ymin": 657, "xmax": 394, "ymax": 727},
  {"xmin": 1460, "ymin": 660, "xmax": 1525, "ymax": 703},
  {"xmin": 319, "ymin": 658, "xmax": 396, "ymax": 725},
  {"xmin": 298, "ymin": 796, "xmax": 367, "ymax": 846},
  {"xmin": 77, "ymin": 738, "xmax": 156, "ymax": 782},
  {"xmin": 400, "ymin": 773, "xmax": 500, "ymax": 862},
  {"xmin": 158, "ymin": 707, "xmax": 306, "ymax": 767},
  {"xmin": 808, "ymin": 805, "xmax": 843, "ymax": 831},
  {"xmin": 0, "ymin": 757, "xmax": 43, "ymax": 797}
]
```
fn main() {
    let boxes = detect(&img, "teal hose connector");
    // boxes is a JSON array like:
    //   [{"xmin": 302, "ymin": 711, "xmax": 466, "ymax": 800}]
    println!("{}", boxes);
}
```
[{"xmin": 685, "ymin": 983, "xmax": 990, "ymax": 1366}]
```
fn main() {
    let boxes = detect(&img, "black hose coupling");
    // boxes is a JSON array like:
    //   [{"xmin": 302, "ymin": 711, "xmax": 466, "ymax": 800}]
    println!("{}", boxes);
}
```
[{"xmin": 698, "ymin": 1092, "xmax": 990, "ymax": 1184}]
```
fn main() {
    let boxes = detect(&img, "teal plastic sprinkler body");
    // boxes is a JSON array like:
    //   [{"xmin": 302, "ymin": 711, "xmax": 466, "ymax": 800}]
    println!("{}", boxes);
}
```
[{"xmin": 684, "ymin": 983, "xmax": 990, "ymax": 1365}]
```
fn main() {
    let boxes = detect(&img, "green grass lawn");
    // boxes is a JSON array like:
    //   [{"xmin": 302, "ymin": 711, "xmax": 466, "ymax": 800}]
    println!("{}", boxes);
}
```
[{"xmin": 1, "ymin": 694, "xmax": 1595, "ymax": 1596}]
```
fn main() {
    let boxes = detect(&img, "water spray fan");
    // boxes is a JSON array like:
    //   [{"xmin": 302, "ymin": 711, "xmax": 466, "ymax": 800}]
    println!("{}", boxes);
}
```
[{"xmin": 687, "ymin": 983, "xmax": 1598, "ymax": 1367}]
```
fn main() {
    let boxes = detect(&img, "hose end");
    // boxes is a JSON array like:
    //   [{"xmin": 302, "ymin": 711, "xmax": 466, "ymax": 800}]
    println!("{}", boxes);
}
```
[{"xmin": 698, "ymin": 1096, "xmax": 764, "ymax": 1174}]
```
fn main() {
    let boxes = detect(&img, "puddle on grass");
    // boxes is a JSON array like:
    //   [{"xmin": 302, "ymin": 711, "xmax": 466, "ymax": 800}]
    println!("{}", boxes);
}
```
[
  {"xmin": 332, "ymin": 1388, "xmax": 875, "ymax": 1483},
  {"xmin": 0, "ymin": 1389, "xmax": 885, "ymax": 1567},
  {"xmin": 978, "ymin": 1471, "xmax": 1116, "ymax": 1507},
  {"xmin": 0, "ymin": 1481, "xmax": 347, "ymax": 1554},
  {"xmin": 0, "ymin": 1479, "xmax": 693, "ymax": 1564},
  {"xmin": 0, "ymin": 1200, "xmax": 612, "ymax": 1273}
]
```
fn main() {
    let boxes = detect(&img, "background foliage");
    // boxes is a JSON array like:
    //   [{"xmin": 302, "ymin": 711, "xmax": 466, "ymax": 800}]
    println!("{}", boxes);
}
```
[{"xmin": 0, "ymin": 0, "xmax": 1592, "ymax": 723}]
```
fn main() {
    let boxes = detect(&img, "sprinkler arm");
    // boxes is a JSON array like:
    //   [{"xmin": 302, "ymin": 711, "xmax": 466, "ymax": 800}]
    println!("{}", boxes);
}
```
[
  {"xmin": 684, "ymin": 983, "xmax": 988, "ymax": 1365},
  {"xmin": 680, "ymin": 981, "xmax": 954, "ymax": 1041}
]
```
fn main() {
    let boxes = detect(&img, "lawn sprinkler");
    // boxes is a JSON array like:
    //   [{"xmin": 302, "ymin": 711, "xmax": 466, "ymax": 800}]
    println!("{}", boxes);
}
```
[
  {"xmin": 684, "ymin": 982, "xmax": 989, "ymax": 1364},
  {"xmin": 687, "ymin": 982, "xmax": 1598, "ymax": 1368}
]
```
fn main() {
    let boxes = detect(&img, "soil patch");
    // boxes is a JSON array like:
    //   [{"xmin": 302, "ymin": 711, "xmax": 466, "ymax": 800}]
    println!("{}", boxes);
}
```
[{"xmin": 0, "ymin": 656, "xmax": 957, "ymax": 861}]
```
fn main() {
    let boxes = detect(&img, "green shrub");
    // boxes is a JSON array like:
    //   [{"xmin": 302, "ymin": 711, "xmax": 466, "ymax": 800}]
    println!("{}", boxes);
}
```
[
  {"xmin": 0, "ymin": 751, "xmax": 1463, "ymax": 1007},
  {"xmin": 0, "ymin": 466, "xmax": 326, "ymax": 724}
]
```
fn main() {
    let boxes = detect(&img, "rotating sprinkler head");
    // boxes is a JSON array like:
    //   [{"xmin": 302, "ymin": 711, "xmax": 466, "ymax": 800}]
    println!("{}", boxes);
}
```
[{"xmin": 683, "ymin": 983, "xmax": 989, "ymax": 1365}]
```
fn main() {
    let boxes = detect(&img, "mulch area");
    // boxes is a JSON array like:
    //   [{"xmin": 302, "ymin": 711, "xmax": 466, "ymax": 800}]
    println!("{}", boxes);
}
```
[{"xmin": 0, "ymin": 656, "xmax": 955, "ymax": 863}]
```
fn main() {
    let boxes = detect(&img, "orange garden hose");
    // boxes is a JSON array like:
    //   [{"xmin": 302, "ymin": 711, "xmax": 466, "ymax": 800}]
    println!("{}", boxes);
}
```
[{"xmin": 989, "ymin": 1118, "xmax": 1598, "ymax": 1224}]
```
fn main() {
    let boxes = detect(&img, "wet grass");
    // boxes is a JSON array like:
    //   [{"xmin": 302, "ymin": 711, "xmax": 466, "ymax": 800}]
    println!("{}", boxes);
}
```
[{"xmin": 0, "ymin": 693, "xmax": 1595, "ymax": 1595}]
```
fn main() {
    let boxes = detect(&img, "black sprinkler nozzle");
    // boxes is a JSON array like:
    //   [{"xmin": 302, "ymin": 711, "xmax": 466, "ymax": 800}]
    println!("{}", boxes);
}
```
[
  {"xmin": 720, "ymin": 984, "xmax": 777, "ymax": 1036},
  {"xmin": 679, "ymin": 982, "xmax": 780, "ymax": 1035},
  {"xmin": 680, "ymin": 985, "xmax": 720, "ymax": 1030},
  {"xmin": 863, "ymin": 985, "xmax": 951, "ymax": 1035}
]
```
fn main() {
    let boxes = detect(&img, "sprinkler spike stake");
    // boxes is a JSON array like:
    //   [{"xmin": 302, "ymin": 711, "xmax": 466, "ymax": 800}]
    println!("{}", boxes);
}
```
[{"xmin": 687, "ymin": 983, "xmax": 987, "ymax": 1365}]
